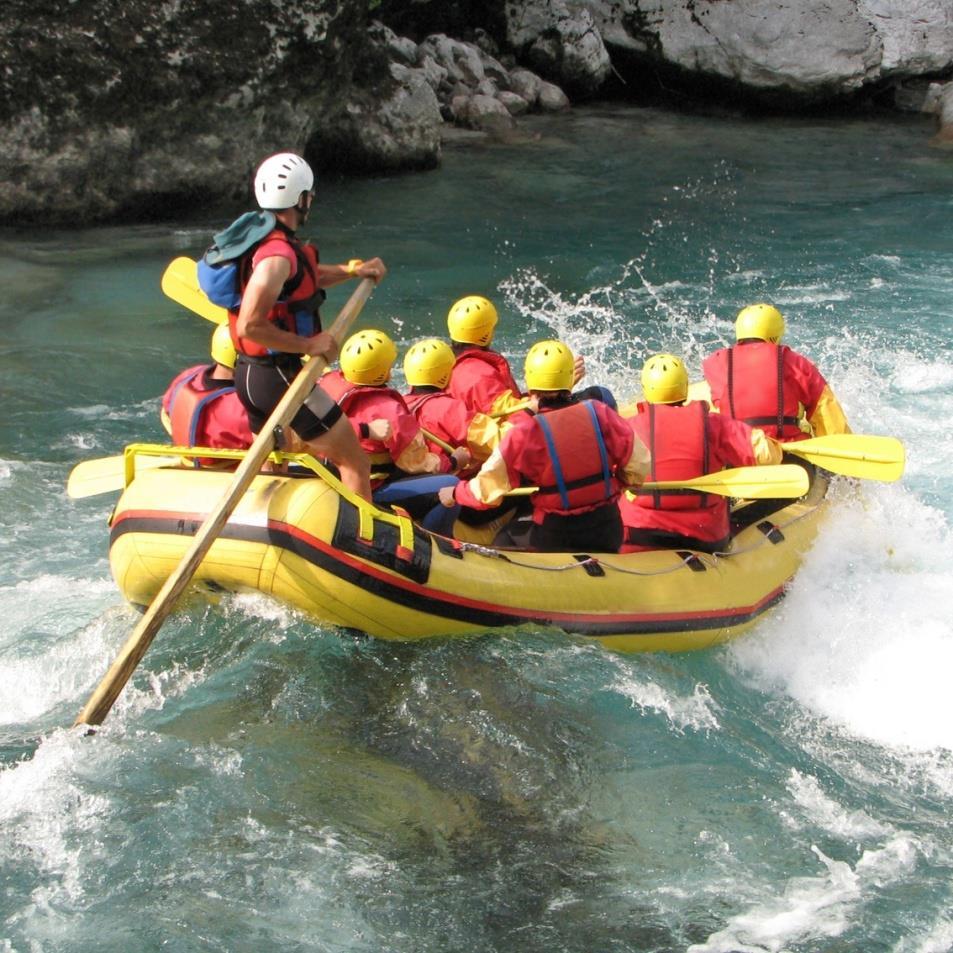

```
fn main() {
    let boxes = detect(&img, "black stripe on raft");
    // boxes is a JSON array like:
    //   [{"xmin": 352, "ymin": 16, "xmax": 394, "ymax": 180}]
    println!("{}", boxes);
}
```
[{"xmin": 109, "ymin": 514, "xmax": 785, "ymax": 637}]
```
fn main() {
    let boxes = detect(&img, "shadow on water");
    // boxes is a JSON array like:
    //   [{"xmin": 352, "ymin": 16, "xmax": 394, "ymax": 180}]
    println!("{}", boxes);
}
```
[{"xmin": 152, "ymin": 629, "xmax": 721, "ymax": 952}]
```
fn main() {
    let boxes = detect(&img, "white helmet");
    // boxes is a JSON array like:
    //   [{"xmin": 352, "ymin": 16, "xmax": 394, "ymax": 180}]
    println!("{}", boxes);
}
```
[{"xmin": 254, "ymin": 152, "xmax": 314, "ymax": 210}]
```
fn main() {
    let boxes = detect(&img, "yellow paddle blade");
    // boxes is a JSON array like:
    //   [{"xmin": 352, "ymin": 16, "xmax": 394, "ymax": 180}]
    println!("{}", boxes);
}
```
[
  {"xmin": 628, "ymin": 464, "xmax": 810, "ymax": 501},
  {"xmin": 160, "ymin": 256, "xmax": 228, "ymax": 325},
  {"xmin": 784, "ymin": 433, "xmax": 905, "ymax": 482},
  {"xmin": 67, "ymin": 453, "xmax": 181, "ymax": 499}
]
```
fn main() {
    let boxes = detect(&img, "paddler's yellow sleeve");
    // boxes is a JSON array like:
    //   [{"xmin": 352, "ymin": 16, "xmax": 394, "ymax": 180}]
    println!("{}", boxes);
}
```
[
  {"xmin": 394, "ymin": 431, "xmax": 443, "ymax": 475},
  {"xmin": 465, "ymin": 412, "xmax": 500, "ymax": 464},
  {"xmin": 620, "ymin": 434, "xmax": 652, "ymax": 488},
  {"xmin": 457, "ymin": 446, "xmax": 514, "ymax": 508},
  {"xmin": 750, "ymin": 428, "xmax": 784, "ymax": 465},
  {"xmin": 488, "ymin": 390, "xmax": 531, "ymax": 418},
  {"xmin": 807, "ymin": 386, "xmax": 851, "ymax": 437}
]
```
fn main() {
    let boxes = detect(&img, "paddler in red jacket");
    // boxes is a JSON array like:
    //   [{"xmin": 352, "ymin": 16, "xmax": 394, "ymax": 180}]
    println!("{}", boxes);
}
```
[
  {"xmin": 698, "ymin": 303, "xmax": 851, "ymax": 441},
  {"xmin": 444, "ymin": 295, "xmax": 528, "ymax": 417},
  {"xmin": 438, "ymin": 340, "xmax": 651, "ymax": 553},
  {"xmin": 320, "ymin": 330, "xmax": 448, "ymax": 485},
  {"xmin": 321, "ymin": 330, "xmax": 461, "ymax": 529},
  {"xmin": 620, "ymin": 353, "xmax": 783, "ymax": 554},
  {"xmin": 230, "ymin": 152, "xmax": 386, "ymax": 502},
  {"xmin": 444, "ymin": 294, "xmax": 605, "ymax": 419},
  {"xmin": 403, "ymin": 337, "xmax": 498, "ymax": 477},
  {"xmin": 161, "ymin": 324, "xmax": 253, "ymax": 462}
]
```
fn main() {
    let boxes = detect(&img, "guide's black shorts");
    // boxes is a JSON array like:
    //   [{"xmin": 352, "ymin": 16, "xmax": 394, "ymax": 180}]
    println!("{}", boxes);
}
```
[{"xmin": 234, "ymin": 354, "xmax": 343, "ymax": 442}]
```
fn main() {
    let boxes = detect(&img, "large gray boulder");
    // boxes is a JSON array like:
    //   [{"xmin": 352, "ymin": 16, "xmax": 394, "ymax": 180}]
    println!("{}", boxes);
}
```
[
  {"xmin": 506, "ymin": 1, "xmax": 612, "ymax": 95},
  {"xmin": 0, "ymin": 0, "xmax": 435, "ymax": 224},
  {"xmin": 324, "ymin": 62, "xmax": 444, "ymax": 172},
  {"xmin": 858, "ymin": 0, "xmax": 953, "ymax": 76},
  {"xmin": 642, "ymin": 0, "xmax": 880, "ymax": 96},
  {"xmin": 508, "ymin": 0, "xmax": 953, "ymax": 102}
]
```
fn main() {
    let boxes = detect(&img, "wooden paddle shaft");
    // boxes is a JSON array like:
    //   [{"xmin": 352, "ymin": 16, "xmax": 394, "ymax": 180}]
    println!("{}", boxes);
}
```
[
  {"xmin": 420, "ymin": 427, "xmax": 455, "ymax": 456},
  {"xmin": 74, "ymin": 278, "xmax": 375, "ymax": 728}
]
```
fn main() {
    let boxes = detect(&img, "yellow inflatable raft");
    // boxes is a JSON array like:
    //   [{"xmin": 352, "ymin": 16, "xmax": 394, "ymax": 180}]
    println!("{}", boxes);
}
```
[{"xmin": 106, "ymin": 447, "xmax": 829, "ymax": 653}]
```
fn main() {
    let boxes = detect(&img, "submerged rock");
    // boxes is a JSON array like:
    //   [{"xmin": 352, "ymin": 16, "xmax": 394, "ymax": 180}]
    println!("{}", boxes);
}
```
[{"xmin": 930, "ymin": 81, "xmax": 953, "ymax": 146}]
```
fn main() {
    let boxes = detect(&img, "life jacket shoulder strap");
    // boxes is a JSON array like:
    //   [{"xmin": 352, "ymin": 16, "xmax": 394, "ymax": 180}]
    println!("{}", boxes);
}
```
[
  {"xmin": 405, "ymin": 391, "xmax": 443, "ymax": 414},
  {"xmin": 534, "ymin": 401, "xmax": 613, "ymax": 509},
  {"xmin": 237, "ymin": 227, "xmax": 315, "ymax": 303}
]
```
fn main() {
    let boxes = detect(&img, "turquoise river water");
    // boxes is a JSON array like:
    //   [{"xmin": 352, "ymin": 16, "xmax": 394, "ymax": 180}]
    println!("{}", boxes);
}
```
[{"xmin": 2, "ymin": 104, "xmax": 953, "ymax": 952}]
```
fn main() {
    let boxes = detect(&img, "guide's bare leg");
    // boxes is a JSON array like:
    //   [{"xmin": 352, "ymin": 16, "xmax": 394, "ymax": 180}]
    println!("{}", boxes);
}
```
[{"xmin": 305, "ymin": 416, "xmax": 372, "ymax": 502}]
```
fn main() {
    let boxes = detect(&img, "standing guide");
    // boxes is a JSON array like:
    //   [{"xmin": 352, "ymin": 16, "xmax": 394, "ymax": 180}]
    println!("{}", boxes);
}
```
[{"xmin": 212, "ymin": 152, "xmax": 386, "ymax": 501}]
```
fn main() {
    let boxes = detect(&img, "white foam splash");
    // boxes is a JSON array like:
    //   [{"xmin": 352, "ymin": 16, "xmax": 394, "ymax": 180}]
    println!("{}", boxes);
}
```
[
  {"xmin": 895, "ymin": 917, "xmax": 953, "ymax": 953},
  {"xmin": 781, "ymin": 769, "xmax": 891, "ymax": 840},
  {"xmin": 889, "ymin": 354, "xmax": 953, "ymax": 395},
  {"xmin": 67, "ymin": 397, "xmax": 157, "ymax": 422},
  {"xmin": 0, "ymin": 576, "xmax": 122, "ymax": 724},
  {"xmin": 689, "ymin": 838, "xmax": 918, "ymax": 953},
  {"xmin": 730, "ymin": 485, "xmax": 953, "ymax": 754},
  {"xmin": 611, "ymin": 674, "xmax": 721, "ymax": 734},
  {"xmin": 0, "ymin": 730, "xmax": 111, "ymax": 904},
  {"xmin": 226, "ymin": 591, "xmax": 302, "ymax": 634}
]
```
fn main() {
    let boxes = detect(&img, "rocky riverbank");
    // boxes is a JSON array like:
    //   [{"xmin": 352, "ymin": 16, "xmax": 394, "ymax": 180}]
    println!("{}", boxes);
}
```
[{"xmin": 2, "ymin": 0, "xmax": 952, "ymax": 225}]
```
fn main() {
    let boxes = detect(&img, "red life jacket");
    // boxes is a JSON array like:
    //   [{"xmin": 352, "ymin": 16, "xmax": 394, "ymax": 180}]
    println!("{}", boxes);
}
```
[
  {"xmin": 320, "ymin": 372, "xmax": 412, "ymax": 471},
  {"xmin": 228, "ymin": 226, "xmax": 325, "ymax": 358},
  {"xmin": 704, "ymin": 342, "xmax": 803, "ymax": 440},
  {"xmin": 630, "ymin": 401, "xmax": 715, "ymax": 512},
  {"xmin": 532, "ymin": 401, "xmax": 616, "ymax": 514},
  {"xmin": 167, "ymin": 367, "xmax": 237, "ymax": 448}
]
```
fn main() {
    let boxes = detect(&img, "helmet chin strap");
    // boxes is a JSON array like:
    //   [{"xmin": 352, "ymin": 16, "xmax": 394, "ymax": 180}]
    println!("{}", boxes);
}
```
[{"xmin": 293, "ymin": 191, "xmax": 313, "ymax": 225}]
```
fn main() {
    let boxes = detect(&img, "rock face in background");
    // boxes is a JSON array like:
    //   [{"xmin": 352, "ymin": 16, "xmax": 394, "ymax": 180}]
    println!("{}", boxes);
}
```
[
  {"xmin": 2, "ymin": 0, "xmax": 952, "ymax": 225},
  {"xmin": 1, "ymin": 0, "xmax": 357, "ymax": 221}
]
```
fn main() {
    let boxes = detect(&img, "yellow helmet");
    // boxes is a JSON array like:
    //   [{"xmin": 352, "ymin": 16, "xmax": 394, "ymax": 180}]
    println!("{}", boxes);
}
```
[
  {"xmin": 641, "ymin": 353, "xmax": 688, "ymax": 404},
  {"xmin": 403, "ymin": 338, "xmax": 456, "ymax": 388},
  {"xmin": 525, "ymin": 339, "xmax": 575, "ymax": 392},
  {"xmin": 210, "ymin": 323, "xmax": 237, "ymax": 370},
  {"xmin": 735, "ymin": 303, "xmax": 785, "ymax": 343},
  {"xmin": 447, "ymin": 295, "xmax": 498, "ymax": 346},
  {"xmin": 340, "ymin": 329, "xmax": 397, "ymax": 386}
]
